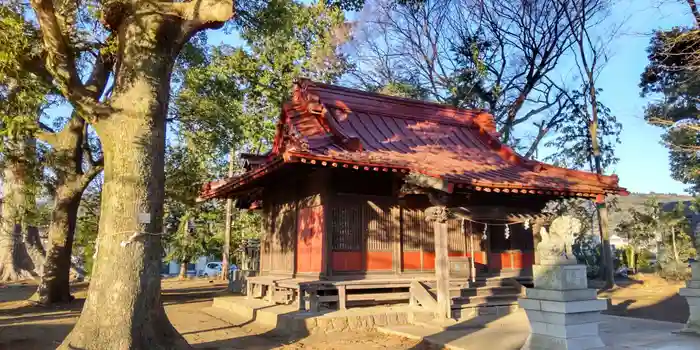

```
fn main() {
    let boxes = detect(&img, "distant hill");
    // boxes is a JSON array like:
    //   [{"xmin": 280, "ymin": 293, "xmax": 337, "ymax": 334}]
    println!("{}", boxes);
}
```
[{"xmin": 607, "ymin": 193, "xmax": 697, "ymax": 242}]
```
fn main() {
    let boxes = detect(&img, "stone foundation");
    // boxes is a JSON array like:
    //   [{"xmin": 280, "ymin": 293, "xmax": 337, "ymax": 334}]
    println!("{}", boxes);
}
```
[
  {"xmin": 211, "ymin": 295, "xmax": 412, "ymax": 334},
  {"xmin": 679, "ymin": 261, "xmax": 700, "ymax": 336},
  {"xmin": 519, "ymin": 264, "xmax": 606, "ymax": 350}
]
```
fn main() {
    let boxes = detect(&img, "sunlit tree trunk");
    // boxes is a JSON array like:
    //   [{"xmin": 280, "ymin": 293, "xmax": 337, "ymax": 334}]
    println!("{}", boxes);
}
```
[
  {"xmin": 672, "ymin": 226, "xmax": 680, "ymax": 263},
  {"xmin": 30, "ymin": 0, "xmax": 235, "ymax": 347},
  {"xmin": 34, "ymin": 116, "xmax": 103, "ymax": 304},
  {"xmin": 0, "ymin": 138, "xmax": 41, "ymax": 281},
  {"xmin": 179, "ymin": 261, "xmax": 188, "ymax": 280},
  {"xmin": 221, "ymin": 153, "xmax": 235, "ymax": 281},
  {"xmin": 57, "ymin": 17, "xmax": 187, "ymax": 349}
]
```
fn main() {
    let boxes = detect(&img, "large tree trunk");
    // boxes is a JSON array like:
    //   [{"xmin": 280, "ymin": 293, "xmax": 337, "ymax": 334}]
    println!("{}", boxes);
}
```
[
  {"xmin": 58, "ymin": 18, "xmax": 188, "ymax": 349},
  {"xmin": 672, "ymin": 227, "xmax": 680, "ymax": 263},
  {"xmin": 179, "ymin": 262, "xmax": 187, "ymax": 280},
  {"xmin": 34, "ymin": 189, "xmax": 82, "ymax": 303},
  {"xmin": 34, "ymin": 116, "xmax": 100, "ymax": 304},
  {"xmin": 587, "ymin": 75, "xmax": 615, "ymax": 289},
  {"xmin": 0, "ymin": 138, "xmax": 40, "ymax": 282},
  {"xmin": 221, "ymin": 154, "xmax": 235, "ymax": 281},
  {"xmin": 596, "ymin": 203, "xmax": 615, "ymax": 288}
]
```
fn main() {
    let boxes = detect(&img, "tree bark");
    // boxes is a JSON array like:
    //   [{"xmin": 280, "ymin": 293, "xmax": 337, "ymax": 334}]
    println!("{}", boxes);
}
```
[
  {"xmin": 57, "ymin": 18, "xmax": 188, "ymax": 350},
  {"xmin": 29, "ymin": 0, "xmax": 235, "ymax": 346},
  {"xmin": 34, "ymin": 116, "xmax": 103, "ymax": 304},
  {"xmin": 672, "ymin": 226, "xmax": 680, "ymax": 263},
  {"xmin": 596, "ymin": 203, "xmax": 615, "ymax": 288},
  {"xmin": 179, "ymin": 262, "xmax": 187, "ymax": 280},
  {"xmin": 34, "ymin": 189, "xmax": 82, "ymax": 303},
  {"xmin": 220, "ymin": 153, "xmax": 235, "ymax": 281},
  {"xmin": 588, "ymin": 70, "xmax": 615, "ymax": 288},
  {"xmin": 626, "ymin": 246, "xmax": 635, "ymax": 274},
  {"xmin": 0, "ymin": 138, "xmax": 40, "ymax": 282}
]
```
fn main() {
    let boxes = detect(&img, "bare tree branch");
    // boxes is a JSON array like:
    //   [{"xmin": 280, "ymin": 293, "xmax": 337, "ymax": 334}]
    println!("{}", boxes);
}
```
[{"xmin": 29, "ymin": 0, "xmax": 108, "ymax": 121}]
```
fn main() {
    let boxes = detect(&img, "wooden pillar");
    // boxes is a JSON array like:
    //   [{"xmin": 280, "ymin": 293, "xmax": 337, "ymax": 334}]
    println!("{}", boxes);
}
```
[
  {"xmin": 338, "ymin": 285, "xmax": 347, "ymax": 310},
  {"xmin": 298, "ymin": 287, "xmax": 305, "ymax": 311},
  {"xmin": 426, "ymin": 206, "xmax": 451, "ymax": 320}
]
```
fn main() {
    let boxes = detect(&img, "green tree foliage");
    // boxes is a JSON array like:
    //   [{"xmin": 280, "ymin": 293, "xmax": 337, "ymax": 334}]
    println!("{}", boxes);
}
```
[
  {"xmin": 164, "ymin": 210, "xmax": 220, "ymax": 268},
  {"xmin": 657, "ymin": 202, "xmax": 696, "ymax": 279},
  {"xmin": 374, "ymin": 80, "xmax": 430, "ymax": 100},
  {"xmin": 641, "ymin": 28, "xmax": 700, "ymax": 192},
  {"xmin": 21, "ymin": 0, "xmax": 363, "ymax": 346},
  {"xmin": 73, "ymin": 180, "xmax": 101, "ymax": 275},
  {"xmin": 176, "ymin": 0, "xmax": 351, "ymax": 157},
  {"xmin": 616, "ymin": 197, "xmax": 696, "ymax": 278},
  {"xmin": 544, "ymin": 89, "xmax": 622, "ymax": 171},
  {"xmin": 0, "ymin": 4, "xmax": 54, "ymax": 143},
  {"xmin": 168, "ymin": 0, "xmax": 353, "ymax": 272},
  {"xmin": 615, "ymin": 197, "xmax": 664, "ymax": 272}
]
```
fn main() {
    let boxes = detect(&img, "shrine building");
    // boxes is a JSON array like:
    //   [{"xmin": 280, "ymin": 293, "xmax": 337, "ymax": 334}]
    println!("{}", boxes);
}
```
[{"xmin": 199, "ymin": 79, "xmax": 626, "ymax": 314}]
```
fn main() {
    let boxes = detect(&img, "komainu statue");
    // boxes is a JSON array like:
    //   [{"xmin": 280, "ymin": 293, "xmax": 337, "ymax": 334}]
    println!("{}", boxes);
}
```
[{"xmin": 537, "ymin": 215, "xmax": 580, "ymax": 265}]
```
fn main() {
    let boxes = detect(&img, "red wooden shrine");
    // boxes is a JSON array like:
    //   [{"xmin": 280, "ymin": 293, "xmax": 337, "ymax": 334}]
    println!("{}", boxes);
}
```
[{"xmin": 200, "ymin": 79, "xmax": 626, "ymax": 296}]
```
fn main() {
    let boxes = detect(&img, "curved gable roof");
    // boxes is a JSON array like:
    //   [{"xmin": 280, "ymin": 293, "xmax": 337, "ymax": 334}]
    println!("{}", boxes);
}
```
[{"xmin": 200, "ymin": 79, "xmax": 626, "ymax": 201}]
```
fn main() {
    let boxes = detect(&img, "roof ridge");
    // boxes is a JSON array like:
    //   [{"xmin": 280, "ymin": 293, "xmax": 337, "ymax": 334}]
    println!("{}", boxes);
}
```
[
  {"xmin": 292, "ymin": 79, "xmax": 532, "ymax": 170},
  {"xmin": 296, "ymin": 79, "xmax": 497, "ymax": 133}
]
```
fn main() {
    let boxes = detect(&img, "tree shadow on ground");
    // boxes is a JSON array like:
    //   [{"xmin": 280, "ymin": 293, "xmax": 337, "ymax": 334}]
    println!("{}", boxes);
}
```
[
  {"xmin": 0, "ymin": 323, "xmax": 75, "ymax": 350},
  {"xmin": 604, "ymin": 294, "xmax": 689, "ymax": 324},
  {"xmin": 193, "ymin": 305, "xmax": 310, "ymax": 350},
  {"xmin": 162, "ymin": 284, "xmax": 229, "ymax": 305}
]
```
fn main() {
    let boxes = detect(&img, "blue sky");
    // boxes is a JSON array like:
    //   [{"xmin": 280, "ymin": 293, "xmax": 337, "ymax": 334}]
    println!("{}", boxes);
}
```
[
  {"xmin": 47, "ymin": 0, "xmax": 694, "ymax": 195},
  {"xmin": 215, "ymin": 0, "xmax": 692, "ymax": 195},
  {"xmin": 583, "ymin": 0, "xmax": 691, "ymax": 194}
]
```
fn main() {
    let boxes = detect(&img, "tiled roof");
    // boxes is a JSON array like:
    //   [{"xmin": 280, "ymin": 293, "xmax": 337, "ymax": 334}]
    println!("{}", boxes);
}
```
[{"xmin": 199, "ymin": 79, "xmax": 626, "ymax": 201}]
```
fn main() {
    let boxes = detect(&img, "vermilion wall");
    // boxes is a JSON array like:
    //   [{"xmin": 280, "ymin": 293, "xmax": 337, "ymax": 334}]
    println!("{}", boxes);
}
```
[
  {"xmin": 366, "ymin": 252, "xmax": 393, "ymax": 271},
  {"xmin": 296, "ymin": 206, "xmax": 324, "ymax": 273},
  {"xmin": 487, "ymin": 251, "xmax": 534, "ymax": 270},
  {"xmin": 332, "ymin": 251, "xmax": 362, "ymax": 271},
  {"xmin": 331, "ymin": 251, "xmax": 394, "ymax": 271}
]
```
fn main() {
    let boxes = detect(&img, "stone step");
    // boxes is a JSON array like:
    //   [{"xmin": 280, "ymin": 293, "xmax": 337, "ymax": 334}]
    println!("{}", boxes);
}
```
[
  {"xmin": 468, "ymin": 278, "xmax": 516, "ymax": 288},
  {"xmin": 429, "ymin": 285, "xmax": 520, "ymax": 298},
  {"xmin": 452, "ymin": 293, "xmax": 521, "ymax": 307}
]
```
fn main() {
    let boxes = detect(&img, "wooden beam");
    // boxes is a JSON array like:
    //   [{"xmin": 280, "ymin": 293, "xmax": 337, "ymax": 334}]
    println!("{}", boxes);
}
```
[
  {"xmin": 409, "ymin": 281, "xmax": 437, "ymax": 309},
  {"xmin": 450, "ymin": 206, "xmax": 554, "ymax": 223},
  {"xmin": 338, "ymin": 285, "xmax": 347, "ymax": 310},
  {"xmin": 298, "ymin": 287, "xmax": 305, "ymax": 311},
  {"xmin": 424, "ymin": 205, "xmax": 451, "ymax": 320},
  {"xmin": 404, "ymin": 172, "xmax": 453, "ymax": 193},
  {"xmin": 433, "ymin": 220, "xmax": 451, "ymax": 320}
]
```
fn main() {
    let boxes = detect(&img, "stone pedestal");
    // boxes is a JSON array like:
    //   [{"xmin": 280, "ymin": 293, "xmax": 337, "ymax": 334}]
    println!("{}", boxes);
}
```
[
  {"xmin": 519, "ymin": 264, "xmax": 607, "ymax": 350},
  {"xmin": 679, "ymin": 261, "xmax": 700, "ymax": 336}
]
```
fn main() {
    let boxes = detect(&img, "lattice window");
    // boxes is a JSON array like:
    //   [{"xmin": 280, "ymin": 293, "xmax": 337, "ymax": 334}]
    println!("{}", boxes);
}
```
[
  {"xmin": 331, "ymin": 199, "xmax": 395, "ymax": 252},
  {"xmin": 402, "ymin": 209, "xmax": 435, "ymax": 252},
  {"xmin": 447, "ymin": 219, "xmax": 465, "ymax": 253},
  {"xmin": 365, "ymin": 202, "xmax": 393, "ymax": 252},
  {"xmin": 402, "ymin": 209, "xmax": 423, "ymax": 251},
  {"xmin": 330, "ymin": 205, "xmax": 363, "ymax": 251}
]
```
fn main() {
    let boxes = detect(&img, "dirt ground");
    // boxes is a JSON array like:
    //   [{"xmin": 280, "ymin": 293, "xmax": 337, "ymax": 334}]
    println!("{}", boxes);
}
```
[
  {"xmin": 599, "ymin": 273, "xmax": 689, "ymax": 323},
  {"xmin": 0, "ymin": 279, "xmax": 422, "ymax": 350},
  {"xmin": 0, "ymin": 274, "xmax": 689, "ymax": 349}
]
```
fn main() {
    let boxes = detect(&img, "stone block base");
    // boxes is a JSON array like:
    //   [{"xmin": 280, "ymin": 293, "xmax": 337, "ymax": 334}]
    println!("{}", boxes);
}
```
[
  {"xmin": 520, "ymin": 264, "xmax": 606, "ymax": 350},
  {"xmin": 521, "ymin": 333, "xmax": 604, "ymax": 350},
  {"xmin": 679, "ymin": 262, "xmax": 700, "ymax": 337}
]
